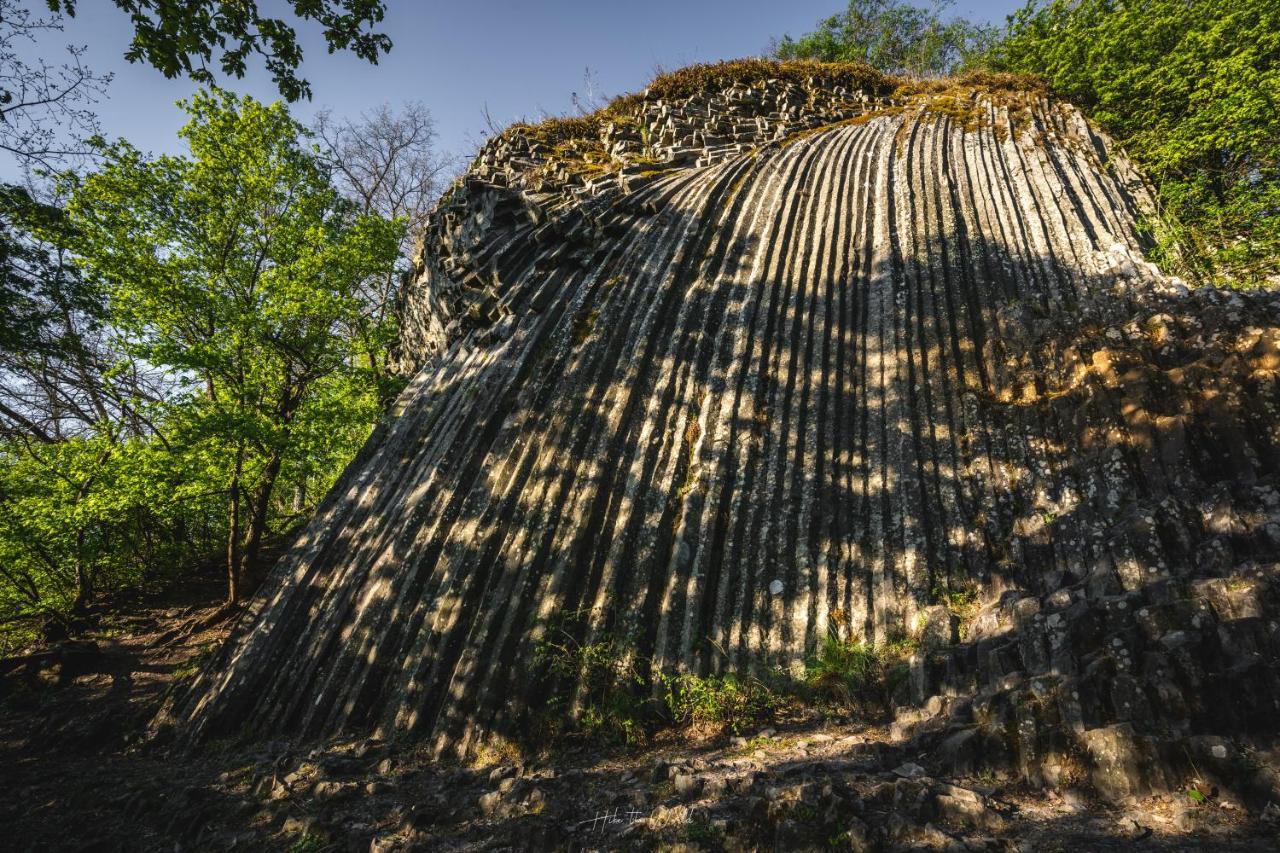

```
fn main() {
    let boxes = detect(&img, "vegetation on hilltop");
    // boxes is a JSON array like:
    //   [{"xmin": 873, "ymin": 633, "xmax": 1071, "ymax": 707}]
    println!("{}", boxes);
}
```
[
  {"xmin": 774, "ymin": 0, "xmax": 998, "ymax": 77},
  {"xmin": 506, "ymin": 58, "xmax": 895, "ymax": 148},
  {"xmin": 496, "ymin": 57, "xmax": 1045, "ymax": 177},
  {"xmin": 779, "ymin": 0, "xmax": 1280, "ymax": 285},
  {"xmin": 985, "ymin": 0, "xmax": 1280, "ymax": 284}
]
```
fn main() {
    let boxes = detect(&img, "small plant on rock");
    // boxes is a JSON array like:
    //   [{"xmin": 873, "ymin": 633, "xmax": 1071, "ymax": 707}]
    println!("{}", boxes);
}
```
[
  {"xmin": 805, "ymin": 630, "xmax": 879, "ymax": 705},
  {"xmin": 287, "ymin": 835, "xmax": 328, "ymax": 853},
  {"xmin": 933, "ymin": 581, "xmax": 981, "ymax": 640},
  {"xmin": 659, "ymin": 671, "xmax": 780, "ymax": 735},
  {"xmin": 533, "ymin": 608, "xmax": 651, "ymax": 746}
]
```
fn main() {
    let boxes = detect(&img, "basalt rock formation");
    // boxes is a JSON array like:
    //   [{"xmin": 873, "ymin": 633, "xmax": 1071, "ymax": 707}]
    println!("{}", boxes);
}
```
[{"xmin": 167, "ymin": 63, "xmax": 1280, "ymax": 800}]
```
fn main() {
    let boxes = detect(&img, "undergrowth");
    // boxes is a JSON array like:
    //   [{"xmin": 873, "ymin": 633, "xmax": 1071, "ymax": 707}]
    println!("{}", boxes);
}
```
[
  {"xmin": 659, "ymin": 671, "xmax": 781, "ymax": 736},
  {"xmin": 934, "ymin": 580, "xmax": 981, "ymax": 640},
  {"xmin": 529, "ymin": 604, "xmax": 931, "ymax": 751},
  {"xmin": 804, "ymin": 608, "xmax": 918, "ymax": 713}
]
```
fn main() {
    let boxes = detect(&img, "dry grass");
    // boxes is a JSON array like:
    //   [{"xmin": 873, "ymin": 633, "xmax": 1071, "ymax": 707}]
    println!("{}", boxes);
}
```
[
  {"xmin": 496, "ymin": 62, "xmax": 1051, "ymax": 177},
  {"xmin": 641, "ymin": 58, "xmax": 892, "ymax": 100},
  {"xmin": 895, "ymin": 70, "xmax": 1048, "ymax": 99},
  {"xmin": 777, "ymin": 107, "xmax": 907, "ymax": 149},
  {"xmin": 500, "ymin": 60, "xmax": 893, "ymax": 154},
  {"xmin": 892, "ymin": 71, "xmax": 1048, "ymax": 138}
]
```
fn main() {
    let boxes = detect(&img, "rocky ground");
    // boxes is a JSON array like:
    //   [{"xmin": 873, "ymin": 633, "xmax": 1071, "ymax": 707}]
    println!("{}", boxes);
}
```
[{"xmin": 2, "ymin": 583, "xmax": 1278, "ymax": 852}]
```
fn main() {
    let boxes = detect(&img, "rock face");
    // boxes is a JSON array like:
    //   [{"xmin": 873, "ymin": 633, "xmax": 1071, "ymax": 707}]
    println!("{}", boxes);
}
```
[{"xmin": 168, "ymin": 65, "xmax": 1280, "ymax": 785}]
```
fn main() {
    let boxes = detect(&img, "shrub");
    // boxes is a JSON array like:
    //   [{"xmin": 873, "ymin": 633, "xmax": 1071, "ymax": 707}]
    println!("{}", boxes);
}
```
[
  {"xmin": 805, "ymin": 631, "xmax": 880, "ymax": 705},
  {"xmin": 659, "ymin": 671, "xmax": 781, "ymax": 735}
]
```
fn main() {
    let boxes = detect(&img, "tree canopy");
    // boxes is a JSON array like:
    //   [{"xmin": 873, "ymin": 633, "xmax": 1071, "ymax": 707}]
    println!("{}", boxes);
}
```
[
  {"xmin": 47, "ymin": 0, "xmax": 392, "ymax": 101},
  {"xmin": 773, "ymin": 0, "xmax": 996, "ymax": 78},
  {"xmin": 985, "ymin": 0, "xmax": 1280, "ymax": 283},
  {"xmin": 0, "ymin": 89, "xmax": 417, "ymax": 650},
  {"xmin": 66, "ymin": 89, "xmax": 401, "ymax": 602}
]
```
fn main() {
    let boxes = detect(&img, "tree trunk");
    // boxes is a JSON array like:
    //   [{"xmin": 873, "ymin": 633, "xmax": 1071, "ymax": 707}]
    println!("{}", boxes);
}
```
[
  {"xmin": 240, "ymin": 449, "xmax": 284, "ymax": 587},
  {"xmin": 72, "ymin": 551, "xmax": 92, "ymax": 615},
  {"xmin": 226, "ymin": 448, "xmax": 244, "ymax": 605}
]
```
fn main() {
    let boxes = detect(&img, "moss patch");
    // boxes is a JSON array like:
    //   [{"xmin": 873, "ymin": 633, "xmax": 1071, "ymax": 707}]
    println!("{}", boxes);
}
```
[
  {"xmin": 641, "ymin": 58, "xmax": 891, "ymax": 101},
  {"xmin": 894, "ymin": 71, "xmax": 1047, "ymax": 136},
  {"xmin": 498, "ymin": 59, "xmax": 895, "ymax": 165}
]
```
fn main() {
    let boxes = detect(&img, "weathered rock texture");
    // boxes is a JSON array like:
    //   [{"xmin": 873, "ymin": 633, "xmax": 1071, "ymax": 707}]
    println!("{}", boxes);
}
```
[{"xmin": 169, "ymin": 67, "xmax": 1280, "ymax": 791}]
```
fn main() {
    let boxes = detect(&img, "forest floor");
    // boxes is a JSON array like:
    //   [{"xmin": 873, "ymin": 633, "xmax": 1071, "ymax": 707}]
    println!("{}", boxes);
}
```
[{"xmin": 1, "ymin": 580, "xmax": 1278, "ymax": 852}]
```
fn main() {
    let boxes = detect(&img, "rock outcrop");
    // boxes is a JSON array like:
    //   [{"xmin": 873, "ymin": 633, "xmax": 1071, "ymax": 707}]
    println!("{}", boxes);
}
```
[{"xmin": 166, "ymin": 62, "xmax": 1280, "ymax": 799}]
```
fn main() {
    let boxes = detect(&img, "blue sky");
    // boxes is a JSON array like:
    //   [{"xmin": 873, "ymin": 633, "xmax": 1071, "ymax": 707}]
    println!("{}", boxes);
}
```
[{"xmin": 12, "ymin": 0, "xmax": 1026, "ymax": 175}]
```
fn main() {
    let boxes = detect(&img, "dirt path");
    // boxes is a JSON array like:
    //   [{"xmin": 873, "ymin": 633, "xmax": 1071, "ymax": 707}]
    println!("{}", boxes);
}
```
[{"xmin": 0, "ymin": 578, "xmax": 239, "ymax": 851}]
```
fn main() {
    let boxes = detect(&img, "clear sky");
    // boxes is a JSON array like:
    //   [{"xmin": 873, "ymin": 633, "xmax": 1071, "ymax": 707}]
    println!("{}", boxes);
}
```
[{"xmin": 12, "ymin": 0, "xmax": 1027, "ymax": 176}]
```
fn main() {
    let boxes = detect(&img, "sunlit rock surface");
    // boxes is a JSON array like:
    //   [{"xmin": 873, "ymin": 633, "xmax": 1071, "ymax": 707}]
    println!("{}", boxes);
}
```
[{"xmin": 168, "ymin": 69, "xmax": 1280, "ymax": 777}]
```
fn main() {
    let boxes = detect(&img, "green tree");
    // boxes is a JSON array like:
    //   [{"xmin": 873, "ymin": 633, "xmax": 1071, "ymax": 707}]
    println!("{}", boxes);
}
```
[
  {"xmin": 312, "ymin": 101, "xmax": 450, "ymax": 406},
  {"xmin": 984, "ymin": 0, "xmax": 1280, "ymax": 283},
  {"xmin": 774, "ymin": 0, "xmax": 996, "ymax": 77},
  {"xmin": 46, "ymin": 0, "xmax": 391, "ymax": 101},
  {"xmin": 65, "ymin": 89, "xmax": 401, "ymax": 603},
  {"xmin": 0, "ymin": 184, "xmax": 97, "ymax": 384},
  {"xmin": 0, "ymin": 181, "xmax": 193, "ymax": 649}
]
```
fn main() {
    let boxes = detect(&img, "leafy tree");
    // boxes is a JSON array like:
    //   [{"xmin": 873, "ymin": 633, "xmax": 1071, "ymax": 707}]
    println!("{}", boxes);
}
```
[
  {"xmin": 0, "ymin": 184, "xmax": 92, "ymax": 381},
  {"xmin": 47, "ymin": 0, "xmax": 392, "ymax": 101},
  {"xmin": 0, "ymin": 177, "xmax": 188, "ymax": 650},
  {"xmin": 65, "ymin": 89, "xmax": 401, "ymax": 603},
  {"xmin": 774, "ymin": 0, "xmax": 996, "ymax": 77},
  {"xmin": 0, "ymin": 431, "xmax": 207, "ymax": 644},
  {"xmin": 984, "ymin": 0, "xmax": 1280, "ymax": 283},
  {"xmin": 0, "ymin": 2, "xmax": 409, "ymax": 648}
]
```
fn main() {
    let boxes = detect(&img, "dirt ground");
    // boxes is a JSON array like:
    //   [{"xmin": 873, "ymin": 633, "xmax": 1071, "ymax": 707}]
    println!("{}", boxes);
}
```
[{"xmin": 2, "ymin": 582, "xmax": 1278, "ymax": 852}]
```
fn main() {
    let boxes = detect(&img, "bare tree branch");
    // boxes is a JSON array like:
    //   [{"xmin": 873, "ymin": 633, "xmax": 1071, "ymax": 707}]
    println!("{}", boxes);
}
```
[
  {"xmin": 0, "ymin": 0, "xmax": 110, "ymax": 171},
  {"xmin": 311, "ymin": 101, "xmax": 455, "ymax": 398}
]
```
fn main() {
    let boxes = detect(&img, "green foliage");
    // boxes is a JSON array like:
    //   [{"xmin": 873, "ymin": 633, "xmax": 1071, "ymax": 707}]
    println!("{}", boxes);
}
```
[
  {"xmin": 983, "ymin": 0, "xmax": 1280, "ymax": 284},
  {"xmin": 533, "ymin": 609, "xmax": 781, "ymax": 743},
  {"xmin": 0, "ymin": 434, "xmax": 212, "ymax": 654},
  {"xmin": 0, "ymin": 89, "xmax": 403, "ymax": 651},
  {"xmin": 682, "ymin": 819, "xmax": 725, "ymax": 846},
  {"xmin": 533, "ymin": 609, "xmax": 652, "ymax": 745},
  {"xmin": 803, "ymin": 616, "xmax": 923, "ymax": 712},
  {"xmin": 774, "ymin": 0, "xmax": 998, "ymax": 77},
  {"xmin": 0, "ymin": 184, "xmax": 100, "ymax": 359},
  {"xmin": 805, "ymin": 631, "xmax": 880, "ymax": 704},
  {"xmin": 660, "ymin": 671, "xmax": 781, "ymax": 735},
  {"xmin": 529, "ymin": 606, "xmax": 938, "ymax": 744},
  {"xmin": 640, "ymin": 58, "xmax": 890, "ymax": 101},
  {"xmin": 937, "ymin": 584, "xmax": 977, "ymax": 612},
  {"xmin": 287, "ymin": 835, "xmax": 330, "ymax": 853},
  {"xmin": 933, "ymin": 580, "xmax": 979, "ymax": 638},
  {"xmin": 49, "ymin": 1, "xmax": 392, "ymax": 102},
  {"xmin": 62, "ymin": 89, "xmax": 400, "ymax": 602},
  {"xmin": 507, "ymin": 59, "xmax": 891, "ymax": 162}
]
